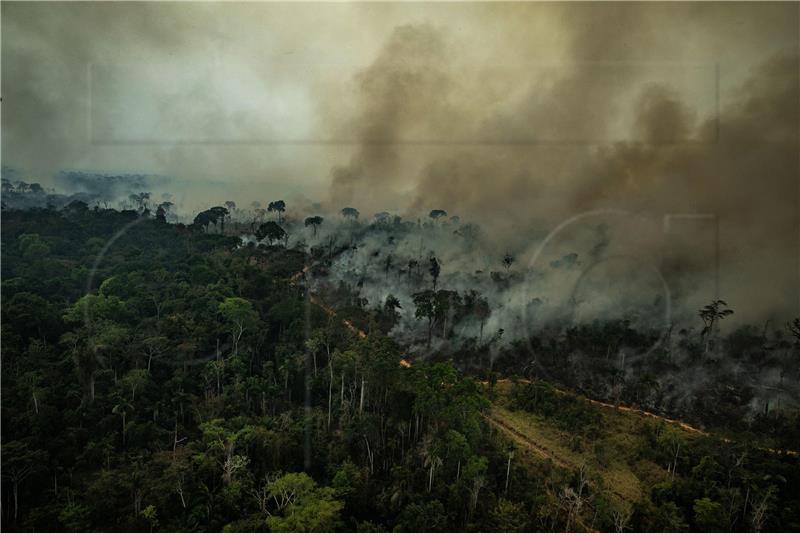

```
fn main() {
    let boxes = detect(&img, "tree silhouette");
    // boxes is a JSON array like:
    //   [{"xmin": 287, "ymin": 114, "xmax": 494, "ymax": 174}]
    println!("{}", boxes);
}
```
[
  {"xmin": 788, "ymin": 318, "xmax": 800, "ymax": 344},
  {"xmin": 304, "ymin": 215, "xmax": 324, "ymax": 236},
  {"xmin": 413, "ymin": 290, "xmax": 437, "ymax": 348},
  {"xmin": 256, "ymin": 221, "xmax": 287, "ymax": 246},
  {"xmin": 128, "ymin": 192, "xmax": 150, "ymax": 212},
  {"xmin": 429, "ymin": 256, "xmax": 441, "ymax": 290},
  {"xmin": 473, "ymin": 296, "xmax": 491, "ymax": 343},
  {"xmin": 699, "ymin": 300, "xmax": 734, "ymax": 356},
  {"xmin": 341, "ymin": 207, "xmax": 359, "ymax": 220},
  {"xmin": 155, "ymin": 202, "xmax": 173, "ymax": 223},
  {"xmin": 219, "ymin": 297, "xmax": 258, "ymax": 356},
  {"xmin": 193, "ymin": 206, "xmax": 229, "ymax": 233},
  {"xmin": 502, "ymin": 252, "xmax": 515, "ymax": 271},
  {"xmin": 429, "ymin": 209, "xmax": 447, "ymax": 222},
  {"xmin": 267, "ymin": 200, "xmax": 286, "ymax": 223}
]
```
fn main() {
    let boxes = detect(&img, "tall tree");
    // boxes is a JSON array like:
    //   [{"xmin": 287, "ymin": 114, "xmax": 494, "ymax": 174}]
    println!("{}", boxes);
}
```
[
  {"xmin": 112, "ymin": 395, "xmax": 134, "ymax": 447},
  {"xmin": 429, "ymin": 256, "xmax": 441, "ymax": 291},
  {"xmin": 2, "ymin": 441, "xmax": 47, "ymax": 523},
  {"xmin": 304, "ymin": 215, "xmax": 324, "ymax": 237},
  {"xmin": 699, "ymin": 300, "xmax": 734, "ymax": 356},
  {"xmin": 413, "ymin": 290, "xmax": 437, "ymax": 349},
  {"xmin": 473, "ymin": 295, "xmax": 491, "ymax": 343},
  {"xmin": 219, "ymin": 297, "xmax": 258, "ymax": 356},
  {"xmin": 267, "ymin": 200, "xmax": 287, "ymax": 223}
]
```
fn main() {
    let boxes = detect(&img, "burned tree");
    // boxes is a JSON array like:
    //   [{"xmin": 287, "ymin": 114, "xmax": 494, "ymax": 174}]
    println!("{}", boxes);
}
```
[{"xmin": 699, "ymin": 299, "xmax": 734, "ymax": 356}]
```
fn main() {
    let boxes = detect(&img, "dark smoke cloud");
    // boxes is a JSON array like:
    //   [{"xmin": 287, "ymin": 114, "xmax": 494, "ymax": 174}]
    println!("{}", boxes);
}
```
[
  {"xmin": 2, "ymin": 2, "xmax": 798, "ymax": 323},
  {"xmin": 321, "ymin": 3, "xmax": 799, "ymax": 325}
]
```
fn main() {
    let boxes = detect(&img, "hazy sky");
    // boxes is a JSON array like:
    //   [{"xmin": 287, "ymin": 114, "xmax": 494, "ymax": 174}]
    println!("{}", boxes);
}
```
[
  {"xmin": 3, "ymin": 3, "xmax": 796, "ymax": 192},
  {"xmin": 3, "ymin": 2, "xmax": 799, "ymax": 320}
]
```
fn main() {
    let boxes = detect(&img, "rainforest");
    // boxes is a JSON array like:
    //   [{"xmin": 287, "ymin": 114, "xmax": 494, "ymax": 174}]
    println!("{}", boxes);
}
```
[{"xmin": 2, "ymin": 1, "xmax": 799, "ymax": 532}]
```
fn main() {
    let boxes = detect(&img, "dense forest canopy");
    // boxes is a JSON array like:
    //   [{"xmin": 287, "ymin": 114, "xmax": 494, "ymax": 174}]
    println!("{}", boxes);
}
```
[{"xmin": 2, "ymin": 199, "xmax": 798, "ymax": 532}]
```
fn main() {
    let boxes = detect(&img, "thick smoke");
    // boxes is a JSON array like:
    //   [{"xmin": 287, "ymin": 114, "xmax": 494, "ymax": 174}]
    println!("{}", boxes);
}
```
[
  {"xmin": 321, "ymin": 4, "xmax": 800, "ymax": 326},
  {"xmin": 3, "ymin": 2, "xmax": 798, "ymax": 325}
]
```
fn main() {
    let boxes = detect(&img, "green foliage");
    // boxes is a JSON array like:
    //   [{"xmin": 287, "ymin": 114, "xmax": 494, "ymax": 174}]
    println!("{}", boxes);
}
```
[
  {"xmin": 488, "ymin": 498, "xmax": 530, "ymax": 532},
  {"xmin": 58, "ymin": 502, "xmax": 91, "ymax": 532},
  {"xmin": 256, "ymin": 221, "xmax": 287, "ymax": 245},
  {"xmin": 509, "ymin": 381, "xmax": 602, "ymax": 438},
  {"xmin": 2, "ymin": 206, "xmax": 798, "ymax": 533},
  {"xmin": 264, "ymin": 472, "xmax": 343, "ymax": 532},
  {"xmin": 693, "ymin": 497, "xmax": 725, "ymax": 533},
  {"xmin": 395, "ymin": 500, "xmax": 447, "ymax": 532}
]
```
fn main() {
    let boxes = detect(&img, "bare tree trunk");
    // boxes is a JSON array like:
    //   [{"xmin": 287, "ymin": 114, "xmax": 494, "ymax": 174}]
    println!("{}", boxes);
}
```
[
  {"xmin": 216, "ymin": 338, "xmax": 222, "ymax": 394},
  {"xmin": 743, "ymin": 486, "xmax": 750, "ymax": 522},
  {"xmin": 359, "ymin": 377, "xmax": 366, "ymax": 414},
  {"xmin": 364, "ymin": 436, "xmax": 374, "ymax": 475},
  {"xmin": 427, "ymin": 317, "xmax": 433, "ymax": 348},
  {"xmin": 13, "ymin": 481, "xmax": 19, "ymax": 522},
  {"xmin": 328, "ymin": 361, "xmax": 334, "ymax": 430},
  {"xmin": 177, "ymin": 485, "xmax": 187, "ymax": 509},
  {"xmin": 671, "ymin": 442, "xmax": 681, "ymax": 479},
  {"xmin": 504, "ymin": 452, "xmax": 513, "ymax": 494}
]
